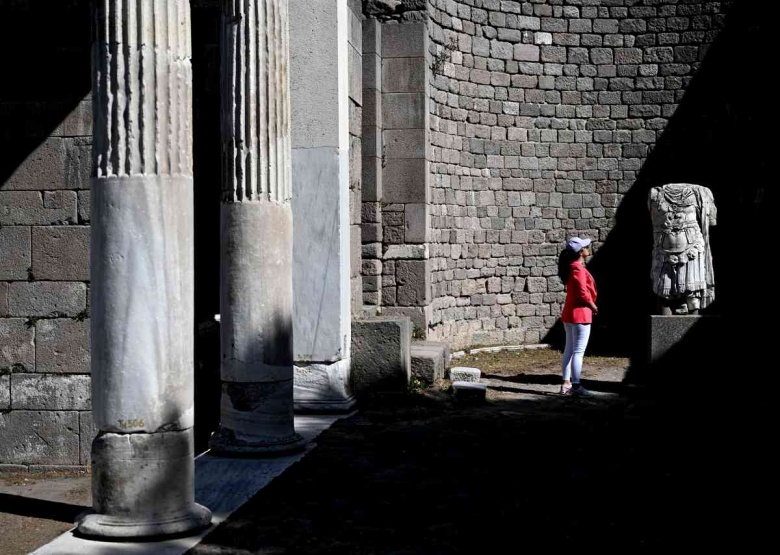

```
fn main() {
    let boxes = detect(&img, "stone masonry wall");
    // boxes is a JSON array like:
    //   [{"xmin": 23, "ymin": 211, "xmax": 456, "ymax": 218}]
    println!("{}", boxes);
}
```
[
  {"xmin": 426, "ymin": 0, "xmax": 730, "ymax": 349},
  {"xmin": 361, "ymin": 9, "xmax": 434, "ymax": 335},
  {"xmin": 0, "ymin": 0, "xmax": 94, "ymax": 469},
  {"xmin": 350, "ymin": 0, "xmax": 365, "ymax": 318}
]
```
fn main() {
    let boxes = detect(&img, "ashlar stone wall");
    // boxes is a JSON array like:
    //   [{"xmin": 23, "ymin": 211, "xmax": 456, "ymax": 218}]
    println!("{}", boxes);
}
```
[
  {"xmin": 426, "ymin": 0, "xmax": 730, "ymax": 349},
  {"xmin": 0, "ymin": 0, "xmax": 94, "ymax": 469}
]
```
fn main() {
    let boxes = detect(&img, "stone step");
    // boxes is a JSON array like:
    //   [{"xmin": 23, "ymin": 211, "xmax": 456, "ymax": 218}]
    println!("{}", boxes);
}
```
[
  {"xmin": 451, "ymin": 381, "xmax": 487, "ymax": 403},
  {"xmin": 449, "ymin": 366, "xmax": 481, "ymax": 382},
  {"xmin": 410, "ymin": 341, "xmax": 450, "ymax": 384}
]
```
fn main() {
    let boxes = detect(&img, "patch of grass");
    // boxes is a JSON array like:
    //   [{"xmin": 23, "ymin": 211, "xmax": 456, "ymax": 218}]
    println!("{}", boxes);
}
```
[{"xmin": 457, "ymin": 348, "xmax": 628, "ymax": 377}]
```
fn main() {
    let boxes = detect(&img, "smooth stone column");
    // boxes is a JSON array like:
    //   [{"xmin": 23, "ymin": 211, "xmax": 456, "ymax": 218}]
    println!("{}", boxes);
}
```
[
  {"xmin": 77, "ymin": 0, "xmax": 211, "ymax": 539},
  {"xmin": 209, "ymin": 0, "xmax": 306, "ymax": 455},
  {"xmin": 289, "ymin": 0, "xmax": 356, "ymax": 412}
]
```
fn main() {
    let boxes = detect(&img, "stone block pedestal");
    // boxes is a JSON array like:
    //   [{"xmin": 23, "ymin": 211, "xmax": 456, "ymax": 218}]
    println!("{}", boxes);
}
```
[
  {"xmin": 351, "ymin": 316, "xmax": 411, "ymax": 398},
  {"xmin": 648, "ymin": 314, "xmax": 722, "ymax": 365}
]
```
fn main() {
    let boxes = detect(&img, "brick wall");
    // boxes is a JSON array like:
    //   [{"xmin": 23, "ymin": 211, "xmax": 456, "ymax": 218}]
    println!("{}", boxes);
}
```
[{"xmin": 426, "ymin": 0, "xmax": 731, "ymax": 349}]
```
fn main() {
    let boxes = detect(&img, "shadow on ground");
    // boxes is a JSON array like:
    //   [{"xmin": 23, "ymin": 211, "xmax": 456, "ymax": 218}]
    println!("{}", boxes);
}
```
[
  {"xmin": 188, "ymin": 377, "xmax": 772, "ymax": 554},
  {"xmin": 0, "ymin": 494, "xmax": 86, "ymax": 524}
]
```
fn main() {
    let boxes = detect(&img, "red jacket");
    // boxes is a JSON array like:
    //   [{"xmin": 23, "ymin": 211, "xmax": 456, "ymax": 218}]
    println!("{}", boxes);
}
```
[{"xmin": 561, "ymin": 261, "xmax": 597, "ymax": 324}]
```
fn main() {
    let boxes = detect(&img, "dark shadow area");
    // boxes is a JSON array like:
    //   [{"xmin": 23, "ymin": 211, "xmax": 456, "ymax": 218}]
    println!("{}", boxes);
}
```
[
  {"xmin": 0, "ymin": 1, "xmax": 91, "ymax": 185},
  {"xmin": 191, "ymin": 2, "xmax": 222, "ymax": 455},
  {"xmin": 0, "ymin": 493, "xmax": 87, "ymax": 524},
  {"xmin": 186, "ymin": 382, "xmax": 771, "ymax": 553},
  {"xmin": 484, "ymin": 372, "xmax": 624, "ymax": 395},
  {"xmin": 483, "ymin": 372, "xmax": 561, "ymax": 386}
]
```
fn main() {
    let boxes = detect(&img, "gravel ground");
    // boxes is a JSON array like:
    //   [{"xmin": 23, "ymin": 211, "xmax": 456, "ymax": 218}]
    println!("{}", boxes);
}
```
[{"xmin": 0, "ymin": 470, "xmax": 90, "ymax": 555}]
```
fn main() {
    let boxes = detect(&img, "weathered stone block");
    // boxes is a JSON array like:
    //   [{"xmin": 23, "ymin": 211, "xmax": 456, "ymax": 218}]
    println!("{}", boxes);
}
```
[
  {"xmin": 32, "ymin": 225, "xmax": 90, "ymax": 281},
  {"xmin": 384, "ymin": 244, "xmax": 427, "ymax": 259},
  {"xmin": 351, "ymin": 225, "xmax": 362, "ymax": 279},
  {"xmin": 0, "ymin": 318, "xmax": 35, "ymax": 373},
  {"xmin": 64, "ymin": 137, "xmax": 92, "ymax": 190},
  {"xmin": 648, "ymin": 315, "xmax": 721, "ymax": 365},
  {"xmin": 0, "ymin": 226, "xmax": 31, "ymax": 280},
  {"xmin": 0, "ymin": 411, "xmax": 80, "ymax": 465},
  {"xmin": 363, "ymin": 53, "xmax": 382, "ymax": 91},
  {"xmin": 351, "ymin": 316, "xmax": 411, "ymax": 397},
  {"xmin": 404, "ymin": 203, "xmax": 429, "ymax": 243},
  {"xmin": 289, "ymin": 0, "xmax": 341, "ymax": 149},
  {"xmin": 0, "ymin": 283, "xmax": 7, "ymax": 316},
  {"xmin": 362, "ymin": 157, "xmax": 383, "ymax": 201},
  {"xmin": 382, "ymin": 22, "xmax": 427, "ymax": 58},
  {"xmin": 8, "ymin": 281, "xmax": 87, "ymax": 317},
  {"xmin": 347, "ymin": 1, "xmax": 362, "ymax": 50},
  {"xmin": 383, "ymin": 58, "xmax": 426, "ymax": 93},
  {"xmin": 1, "ymin": 375, "xmax": 9, "ymax": 410},
  {"xmin": 79, "ymin": 411, "xmax": 97, "ymax": 465},
  {"xmin": 11, "ymin": 374, "xmax": 91, "ymax": 410},
  {"xmin": 382, "ymin": 305, "xmax": 432, "ymax": 333},
  {"xmin": 384, "ymin": 129, "xmax": 427, "ymax": 159},
  {"xmin": 2, "ymin": 138, "xmax": 67, "ymax": 190},
  {"xmin": 36, "ymin": 318, "xmax": 90, "ymax": 373},
  {"xmin": 292, "ymin": 146, "xmax": 351, "ymax": 363},
  {"xmin": 349, "ymin": 43, "xmax": 363, "ymax": 106},
  {"xmin": 396, "ymin": 259, "xmax": 431, "ymax": 306},
  {"xmin": 363, "ymin": 89, "xmax": 382, "ymax": 128},
  {"xmin": 450, "ymin": 367, "xmax": 481, "ymax": 382},
  {"xmin": 362, "ymin": 126, "xmax": 381, "ymax": 159},
  {"xmin": 411, "ymin": 341, "xmax": 450, "ymax": 383},
  {"xmin": 351, "ymin": 276, "xmax": 363, "ymax": 318},
  {"xmin": 78, "ymin": 190, "xmax": 91, "ymax": 223},
  {"xmin": 452, "ymin": 380, "xmax": 487, "ymax": 403},
  {"xmin": 0, "ymin": 190, "xmax": 77, "ymax": 225},
  {"xmin": 362, "ymin": 222, "xmax": 383, "ymax": 243},
  {"xmin": 52, "ymin": 99, "xmax": 93, "ymax": 137},
  {"xmin": 383, "ymin": 159, "xmax": 428, "ymax": 203},
  {"xmin": 362, "ymin": 18, "xmax": 382, "ymax": 55},
  {"xmin": 383, "ymin": 93, "xmax": 426, "ymax": 129},
  {"xmin": 349, "ymin": 102, "xmax": 363, "ymax": 139}
]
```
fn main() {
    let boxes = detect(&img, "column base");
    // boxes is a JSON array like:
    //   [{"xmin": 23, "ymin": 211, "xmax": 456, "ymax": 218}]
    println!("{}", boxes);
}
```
[
  {"xmin": 208, "ymin": 426, "xmax": 307, "ymax": 456},
  {"xmin": 76, "ymin": 504, "xmax": 212, "ymax": 540},
  {"xmin": 294, "ymin": 359, "xmax": 356, "ymax": 413},
  {"xmin": 76, "ymin": 429, "xmax": 212, "ymax": 540}
]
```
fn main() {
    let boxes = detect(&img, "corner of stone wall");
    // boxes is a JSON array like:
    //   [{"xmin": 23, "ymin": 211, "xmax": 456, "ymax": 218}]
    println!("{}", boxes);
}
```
[{"xmin": 361, "ymin": 10, "xmax": 435, "ymax": 340}]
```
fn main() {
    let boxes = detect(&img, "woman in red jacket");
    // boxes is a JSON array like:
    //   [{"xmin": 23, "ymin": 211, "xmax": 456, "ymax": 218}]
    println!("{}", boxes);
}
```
[{"xmin": 558, "ymin": 237, "xmax": 598, "ymax": 397}]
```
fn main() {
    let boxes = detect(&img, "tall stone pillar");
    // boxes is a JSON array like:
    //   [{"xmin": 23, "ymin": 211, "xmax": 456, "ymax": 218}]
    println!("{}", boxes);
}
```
[
  {"xmin": 209, "ymin": 0, "xmax": 306, "ymax": 455},
  {"xmin": 77, "ymin": 0, "xmax": 212, "ymax": 539},
  {"xmin": 289, "ymin": 0, "xmax": 356, "ymax": 412}
]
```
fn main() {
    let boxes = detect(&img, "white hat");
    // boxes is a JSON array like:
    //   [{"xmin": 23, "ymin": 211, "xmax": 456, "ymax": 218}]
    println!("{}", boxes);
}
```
[{"xmin": 566, "ymin": 237, "xmax": 592, "ymax": 253}]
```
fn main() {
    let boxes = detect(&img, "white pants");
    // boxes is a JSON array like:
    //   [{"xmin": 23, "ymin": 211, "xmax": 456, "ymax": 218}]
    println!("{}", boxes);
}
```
[{"xmin": 562, "ymin": 322, "xmax": 591, "ymax": 384}]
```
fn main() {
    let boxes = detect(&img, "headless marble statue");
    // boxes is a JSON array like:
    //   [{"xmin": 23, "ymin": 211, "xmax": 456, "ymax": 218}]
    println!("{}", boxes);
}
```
[{"xmin": 648, "ymin": 183, "xmax": 716, "ymax": 315}]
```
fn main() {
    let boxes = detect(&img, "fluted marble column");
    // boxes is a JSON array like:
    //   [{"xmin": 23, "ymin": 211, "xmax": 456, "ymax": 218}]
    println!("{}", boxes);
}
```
[
  {"xmin": 77, "ymin": 0, "xmax": 212, "ymax": 539},
  {"xmin": 208, "ymin": 0, "xmax": 306, "ymax": 455}
]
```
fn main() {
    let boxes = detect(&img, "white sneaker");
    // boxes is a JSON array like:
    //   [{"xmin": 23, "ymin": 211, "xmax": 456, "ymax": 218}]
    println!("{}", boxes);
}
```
[{"xmin": 571, "ymin": 385, "xmax": 593, "ymax": 397}]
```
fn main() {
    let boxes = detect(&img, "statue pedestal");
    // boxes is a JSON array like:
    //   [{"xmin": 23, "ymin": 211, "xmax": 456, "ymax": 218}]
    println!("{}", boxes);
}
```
[{"xmin": 648, "ymin": 315, "xmax": 721, "ymax": 365}]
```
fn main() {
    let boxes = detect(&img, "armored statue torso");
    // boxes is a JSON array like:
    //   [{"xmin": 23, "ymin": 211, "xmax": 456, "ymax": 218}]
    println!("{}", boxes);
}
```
[{"xmin": 648, "ymin": 183, "xmax": 716, "ymax": 315}]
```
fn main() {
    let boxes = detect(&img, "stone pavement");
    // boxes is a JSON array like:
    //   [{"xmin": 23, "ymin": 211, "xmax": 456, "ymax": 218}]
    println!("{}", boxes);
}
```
[{"xmin": 17, "ymin": 367, "xmax": 775, "ymax": 554}]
